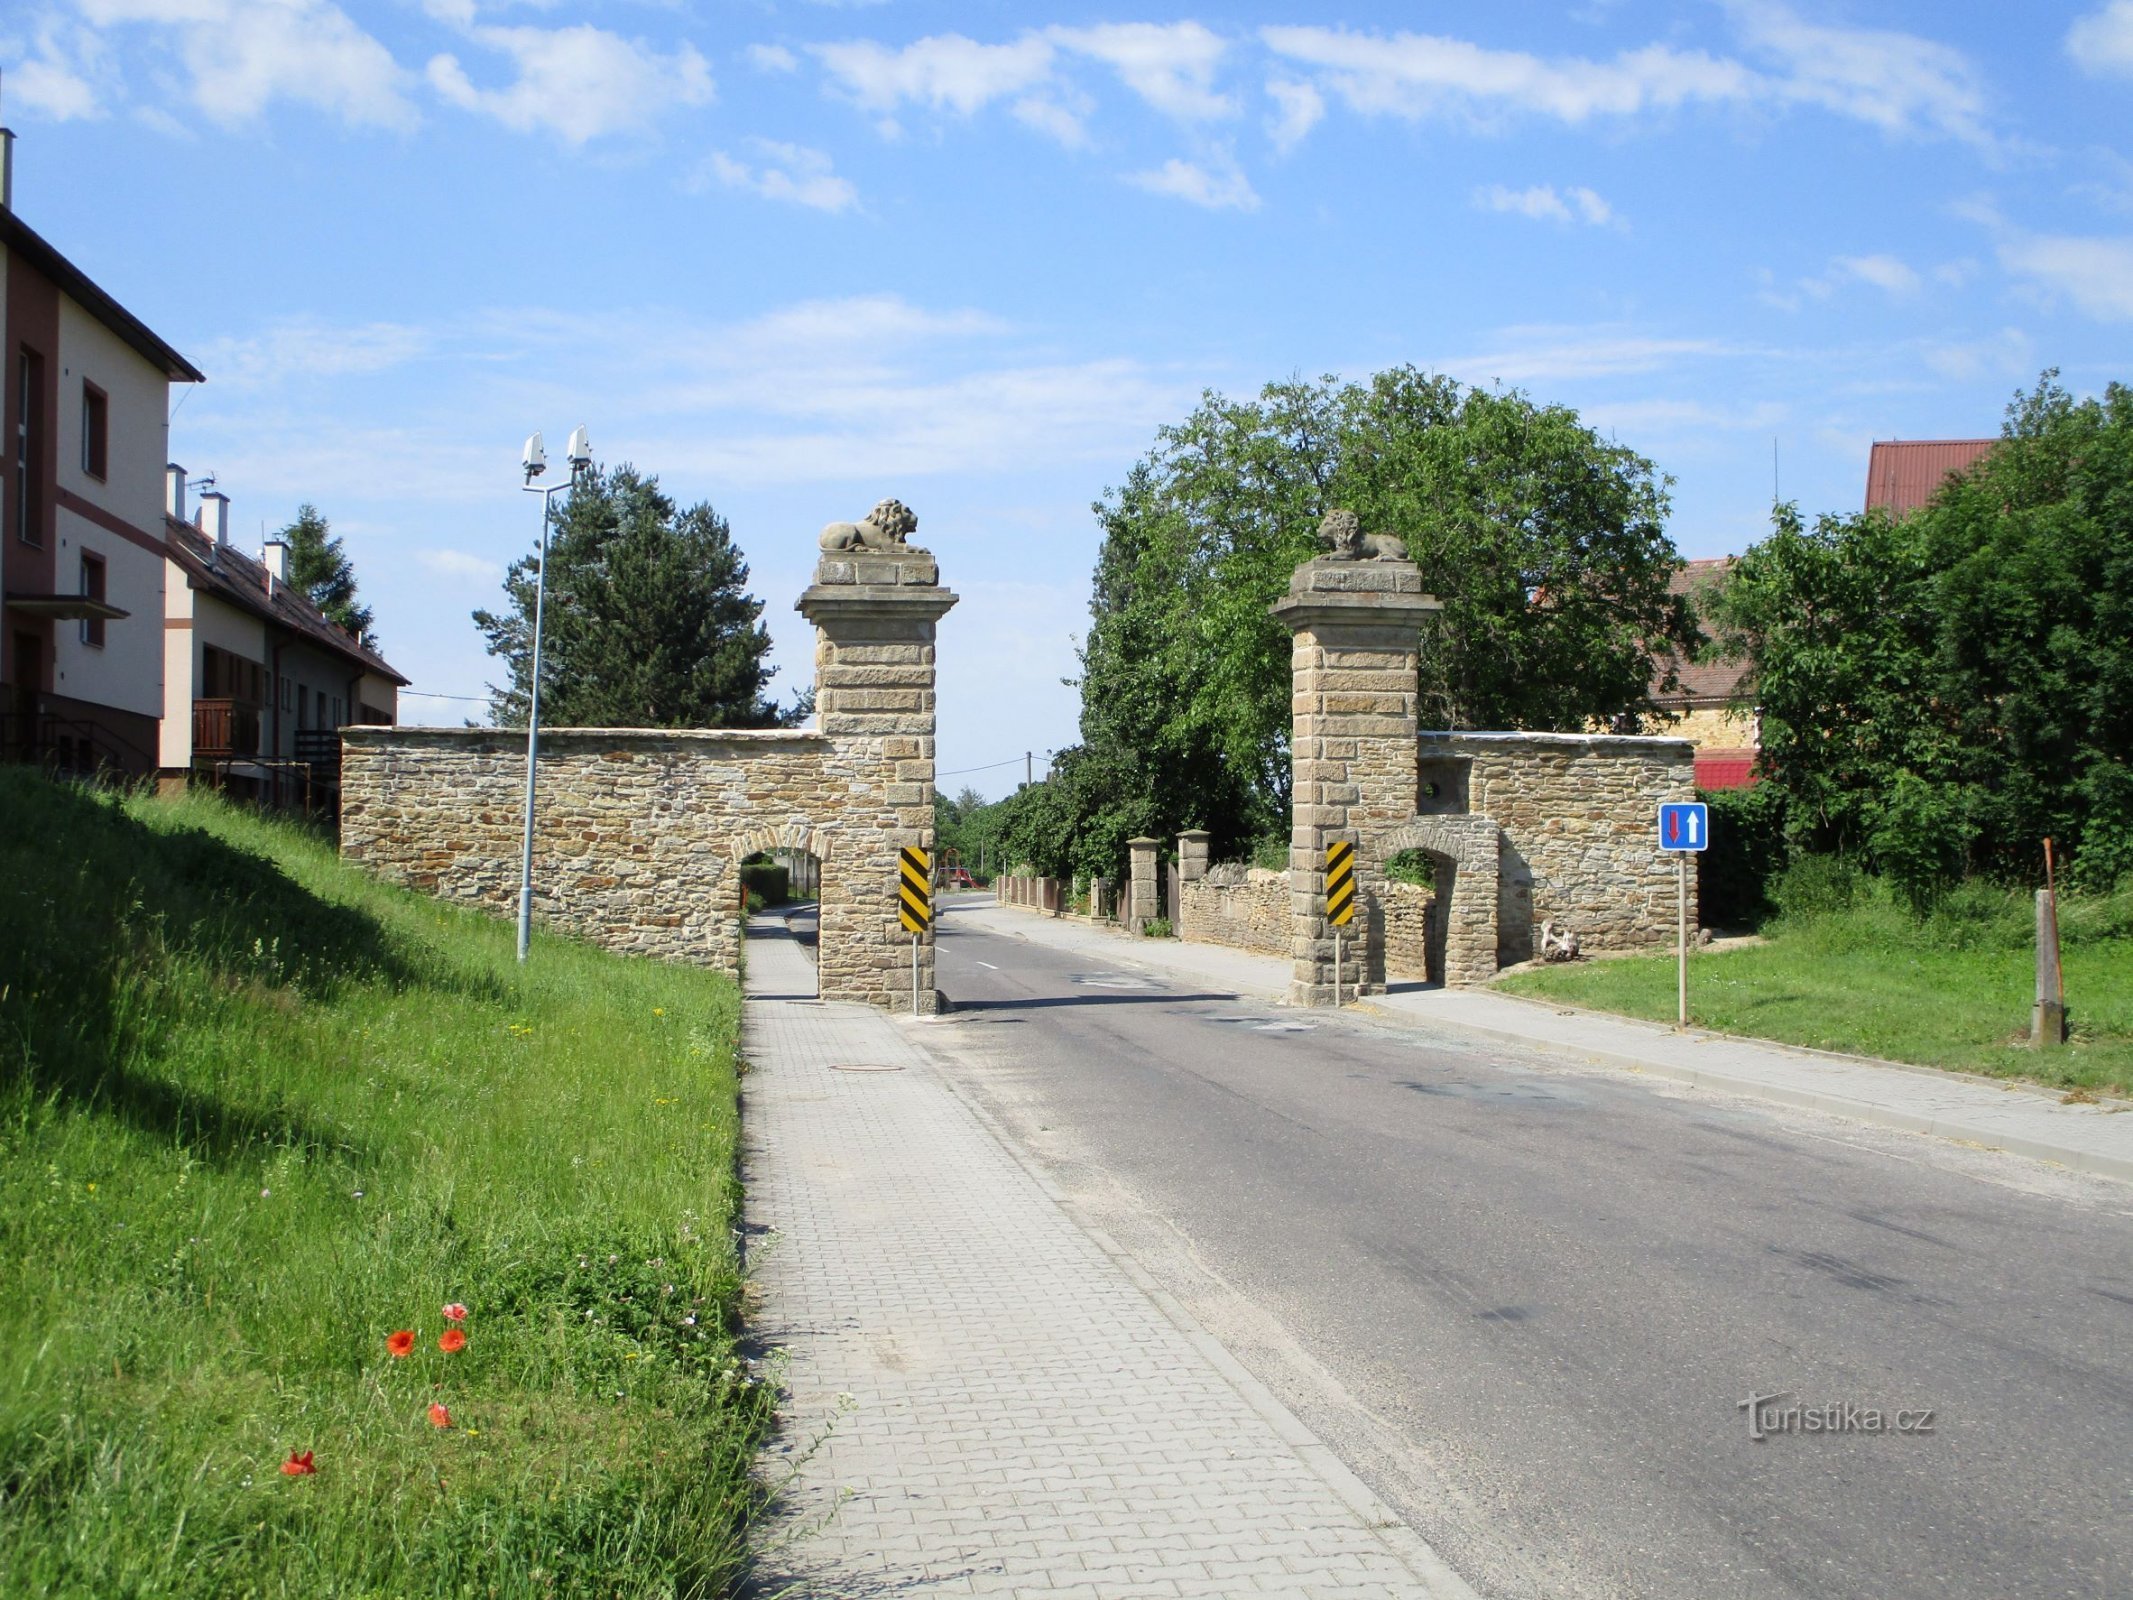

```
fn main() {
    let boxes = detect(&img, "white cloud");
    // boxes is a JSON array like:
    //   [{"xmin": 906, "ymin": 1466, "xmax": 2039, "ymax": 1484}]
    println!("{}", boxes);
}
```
[
  {"xmin": 1830, "ymin": 253, "xmax": 1920, "ymax": 295},
  {"xmin": 1920, "ymin": 327, "xmax": 2033, "ymax": 382},
  {"xmin": 1047, "ymin": 22, "xmax": 1233, "ymax": 122},
  {"xmin": 3, "ymin": 18, "xmax": 110, "ymax": 120},
  {"xmin": 1997, "ymin": 230, "xmax": 2133, "ymax": 321},
  {"xmin": 1265, "ymin": 77, "xmax": 1322, "ymax": 151},
  {"xmin": 199, "ymin": 319, "xmax": 432, "ymax": 387},
  {"xmin": 78, "ymin": 0, "xmax": 417, "ymax": 129},
  {"xmin": 428, "ymin": 23, "xmax": 713, "ymax": 144},
  {"xmin": 812, "ymin": 32, "xmax": 1052, "ymax": 117},
  {"xmin": 1124, "ymin": 153, "xmax": 1258, "ymax": 211},
  {"xmin": 1264, "ymin": 6, "xmax": 1991, "ymax": 143},
  {"xmin": 696, "ymin": 140, "xmax": 857, "ymax": 213},
  {"xmin": 1010, "ymin": 93, "xmax": 1090, "ymax": 147},
  {"xmin": 1262, "ymin": 24, "xmax": 1753, "ymax": 127},
  {"xmin": 1729, "ymin": 1, "xmax": 1989, "ymax": 145},
  {"xmin": 1440, "ymin": 329, "xmax": 1739, "ymax": 384},
  {"xmin": 1475, "ymin": 183, "xmax": 1614, "ymax": 226},
  {"xmin": 416, "ymin": 548, "xmax": 501, "ymax": 582},
  {"xmin": 746, "ymin": 42, "xmax": 798, "ymax": 74},
  {"xmin": 2068, "ymin": 2, "xmax": 2133, "ymax": 77}
]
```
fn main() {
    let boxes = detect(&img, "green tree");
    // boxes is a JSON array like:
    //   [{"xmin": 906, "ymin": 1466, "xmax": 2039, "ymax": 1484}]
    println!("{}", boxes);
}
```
[
  {"xmin": 474, "ymin": 465, "xmax": 795, "ymax": 729},
  {"xmin": 278, "ymin": 504, "xmax": 376, "ymax": 648},
  {"xmin": 1031, "ymin": 368, "xmax": 1692, "ymax": 880},
  {"xmin": 1715, "ymin": 373, "xmax": 2133, "ymax": 894}
]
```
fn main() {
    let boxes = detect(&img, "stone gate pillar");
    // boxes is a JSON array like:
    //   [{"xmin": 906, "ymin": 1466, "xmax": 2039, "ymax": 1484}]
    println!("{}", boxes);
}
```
[
  {"xmin": 1127, "ymin": 837, "xmax": 1160, "ymax": 928},
  {"xmin": 1272, "ymin": 541, "xmax": 1442, "ymax": 1006},
  {"xmin": 798, "ymin": 517, "xmax": 958, "ymax": 1012}
]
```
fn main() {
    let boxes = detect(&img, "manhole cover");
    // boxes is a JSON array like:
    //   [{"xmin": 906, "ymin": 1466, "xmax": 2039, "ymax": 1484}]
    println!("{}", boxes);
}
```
[{"xmin": 828, "ymin": 1062, "xmax": 905, "ymax": 1073}]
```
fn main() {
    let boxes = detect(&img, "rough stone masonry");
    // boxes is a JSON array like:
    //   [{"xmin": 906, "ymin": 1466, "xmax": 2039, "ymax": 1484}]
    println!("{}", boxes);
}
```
[{"xmin": 339, "ymin": 506, "xmax": 957, "ymax": 1012}]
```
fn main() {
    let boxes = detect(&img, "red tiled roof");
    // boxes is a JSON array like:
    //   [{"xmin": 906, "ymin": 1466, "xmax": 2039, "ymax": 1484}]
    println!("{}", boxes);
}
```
[
  {"xmin": 1863, "ymin": 438, "xmax": 1996, "ymax": 518},
  {"xmin": 167, "ymin": 518, "xmax": 409, "ymax": 685},
  {"xmin": 1695, "ymin": 750, "xmax": 1759, "ymax": 790}
]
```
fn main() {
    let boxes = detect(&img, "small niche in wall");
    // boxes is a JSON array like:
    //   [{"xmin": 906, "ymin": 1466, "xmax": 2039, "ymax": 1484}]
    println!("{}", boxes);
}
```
[{"xmin": 1417, "ymin": 757, "xmax": 1471, "ymax": 815}]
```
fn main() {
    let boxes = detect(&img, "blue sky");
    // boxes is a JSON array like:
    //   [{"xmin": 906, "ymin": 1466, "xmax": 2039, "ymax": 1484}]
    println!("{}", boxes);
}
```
[{"xmin": 6, "ymin": 1, "xmax": 2130, "ymax": 796}]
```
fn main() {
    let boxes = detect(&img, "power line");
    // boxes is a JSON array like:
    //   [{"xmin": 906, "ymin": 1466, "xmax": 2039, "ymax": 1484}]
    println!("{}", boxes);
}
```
[
  {"xmin": 938, "ymin": 753, "xmax": 1048, "ymax": 779},
  {"xmin": 401, "ymin": 688, "xmax": 493, "ymax": 702}
]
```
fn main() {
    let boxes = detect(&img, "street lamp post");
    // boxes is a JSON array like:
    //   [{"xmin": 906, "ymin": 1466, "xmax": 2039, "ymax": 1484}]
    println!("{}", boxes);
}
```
[{"xmin": 516, "ymin": 426, "xmax": 592, "ymax": 963}]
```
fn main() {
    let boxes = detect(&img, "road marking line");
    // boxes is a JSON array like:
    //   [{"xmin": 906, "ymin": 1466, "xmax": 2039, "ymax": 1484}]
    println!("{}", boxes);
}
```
[{"xmin": 976, "ymin": 961, "xmax": 999, "ymax": 970}]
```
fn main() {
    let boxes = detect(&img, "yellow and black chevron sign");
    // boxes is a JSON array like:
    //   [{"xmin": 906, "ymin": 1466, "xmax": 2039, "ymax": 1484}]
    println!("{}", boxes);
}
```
[
  {"xmin": 1325, "ymin": 840, "xmax": 1356, "ymax": 927},
  {"xmin": 898, "ymin": 846, "xmax": 932, "ymax": 934}
]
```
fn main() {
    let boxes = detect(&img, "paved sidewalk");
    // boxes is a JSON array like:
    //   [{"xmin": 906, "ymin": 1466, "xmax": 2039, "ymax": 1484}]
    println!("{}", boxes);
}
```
[
  {"xmin": 963, "ymin": 900, "xmax": 2133, "ymax": 1184},
  {"xmin": 742, "ymin": 913, "xmax": 1469, "ymax": 1598}
]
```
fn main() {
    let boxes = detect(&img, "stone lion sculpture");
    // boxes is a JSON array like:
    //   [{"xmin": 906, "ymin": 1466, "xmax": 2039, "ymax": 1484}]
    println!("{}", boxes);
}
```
[
  {"xmin": 820, "ymin": 498, "xmax": 919, "ymax": 552},
  {"xmin": 1317, "ymin": 509, "xmax": 1408, "ymax": 562}
]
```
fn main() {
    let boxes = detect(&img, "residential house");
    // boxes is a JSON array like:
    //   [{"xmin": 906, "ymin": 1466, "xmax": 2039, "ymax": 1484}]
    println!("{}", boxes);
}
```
[
  {"xmin": 1864, "ymin": 438, "xmax": 1996, "ymax": 518},
  {"xmin": 2, "ymin": 131, "xmax": 203, "ymax": 778},
  {"xmin": 158, "ymin": 470, "xmax": 406, "ymax": 806},
  {"xmin": 1644, "ymin": 557, "xmax": 1760, "ymax": 790}
]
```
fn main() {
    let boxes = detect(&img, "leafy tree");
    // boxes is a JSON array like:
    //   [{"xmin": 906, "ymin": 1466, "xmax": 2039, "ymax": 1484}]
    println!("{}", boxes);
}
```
[
  {"xmin": 474, "ymin": 465, "xmax": 796, "ymax": 729},
  {"xmin": 1031, "ymin": 368, "xmax": 1692, "ymax": 879},
  {"xmin": 1715, "ymin": 373, "xmax": 2133, "ymax": 895},
  {"xmin": 278, "ymin": 504, "xmax": 377, "ymax": 648}
]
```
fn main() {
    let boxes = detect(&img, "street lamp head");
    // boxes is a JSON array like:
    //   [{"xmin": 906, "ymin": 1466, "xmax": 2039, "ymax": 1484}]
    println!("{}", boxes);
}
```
[
  {"xmin": 566, "ymin": 425, "xmax": 592, "ymax": 478},
  {"xmin": 522, "ymin": 431, "xmax": 547, "ymax": 483}
]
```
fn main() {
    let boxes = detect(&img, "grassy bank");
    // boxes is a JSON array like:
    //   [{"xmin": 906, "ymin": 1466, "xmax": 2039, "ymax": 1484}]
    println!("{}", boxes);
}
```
[
  {"xmin": 0, "ymin": 769, "xmax": 771, "ymax": 1596},
  {"xmin": 1499, "ymin": 877, "xmax": 2133, "ymax": 1095}
]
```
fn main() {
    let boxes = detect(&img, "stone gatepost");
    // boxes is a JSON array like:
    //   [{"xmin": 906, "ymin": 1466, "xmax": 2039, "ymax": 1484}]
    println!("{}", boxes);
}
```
[
  {"xmin": 1177, "ymin": 829, "xmax": 1212, "ymax": 883},
  {"xmin": 797, "ymin": 526, "xmax": 958, "ymax": 1012},
  {"xmin": 1271, "ymin": 544, "xmax": 1442, "ymax": 1006},
  {"xmin": 1127, "ymin": 837, "xmax": 1161, "ymax": 928}
]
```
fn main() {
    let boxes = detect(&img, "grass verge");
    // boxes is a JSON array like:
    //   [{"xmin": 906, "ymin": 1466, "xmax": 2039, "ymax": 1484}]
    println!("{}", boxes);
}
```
[
  {"xmin": 0, "ymin": 768, "xmax": 772, "ymax": 1596},
  {"xmin": 1498, "ymin": 877, "xmax": 2133, "ymax": 1095}
]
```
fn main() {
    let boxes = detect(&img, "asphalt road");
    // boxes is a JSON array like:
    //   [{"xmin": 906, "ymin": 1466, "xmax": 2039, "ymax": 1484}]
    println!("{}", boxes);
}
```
[{"xmin": 920, "ymin": 901, "xmax": 2133, "ymax": 1600}]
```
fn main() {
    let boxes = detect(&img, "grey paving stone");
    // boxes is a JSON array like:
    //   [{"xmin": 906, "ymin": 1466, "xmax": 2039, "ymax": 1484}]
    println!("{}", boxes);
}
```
[{"xmin": 742, "ymin": 917, "xmax": 1450, "ymax": 1598}]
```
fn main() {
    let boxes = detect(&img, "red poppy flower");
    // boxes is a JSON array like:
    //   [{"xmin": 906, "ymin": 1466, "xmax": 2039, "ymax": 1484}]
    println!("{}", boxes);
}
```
[
  {"xmin": 438, "ymin": 1329, "xmax": 466, "ymax": 1353},
  {"xmin": 428, "ymin": 1402, "xmax": 452, "ymax": 1429},
  {"xmin": 442, "ymin": 1302, "xmax": 468, "ymax": 1323},
  {"xmin": 386, "ymin": 1330, "xmax": 416, "ymax": 1358},
  {"xmin": 280, "ymin": 1450, "xmax": 316, "ymax": 1476}
]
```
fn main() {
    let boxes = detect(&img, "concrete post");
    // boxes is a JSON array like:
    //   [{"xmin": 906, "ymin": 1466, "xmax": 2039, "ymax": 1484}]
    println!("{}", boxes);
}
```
[
  {"xmin": 797, "ymin": 532, "xmax": 958, "ymax": 1012},
  {"xmin": 1127, "ymin": 837, "xmax": 1160, "ymax": 929},
  {"xmin": 2034, "ymin": 887, "xmax": 2067, "ymax": 1047},
  {"xmin": 1271, "ymin": 551, "xmax": 1442, "ymax": 1006}
]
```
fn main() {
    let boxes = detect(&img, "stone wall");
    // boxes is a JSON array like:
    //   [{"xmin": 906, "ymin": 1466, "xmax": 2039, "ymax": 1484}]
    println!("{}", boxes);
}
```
[
  {"xmin": 1417, "ymin": 731, "xmax": 1695, "ymax": 965},
  {"xmin": 1382, "ymin": 879, "xmax": 1436, "ymax": 981},
  {"xmin": 1179, "ymin": 863, "xmax": 1289, "ymax": 957},
  {"xmin": 341, "ymin": 515, "xmax": 956, "ymax": 1013},
  {"xmin": 341, "ymin": 726, "xmax": 834, "ymax": 978}
]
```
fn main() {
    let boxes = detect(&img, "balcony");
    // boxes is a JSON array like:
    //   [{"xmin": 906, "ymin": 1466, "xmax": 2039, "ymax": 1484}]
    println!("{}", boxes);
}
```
[{"xmin": 193, "ymin": 699, "xmax": 261, "ymax": 760}]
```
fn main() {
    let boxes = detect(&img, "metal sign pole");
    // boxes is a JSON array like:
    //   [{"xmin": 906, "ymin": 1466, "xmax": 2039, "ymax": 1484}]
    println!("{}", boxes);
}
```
[
  {"xmin": 1334, "ymin": 931, "xmax": 1342, "ymax": 1008},
  {"xmin": 913, "ymin": 933, "xmax": 920, "ymax": 1019},
  {"xmin": 1677, "ymin": 852, "xmax": 1688, "ymax": 1028}
]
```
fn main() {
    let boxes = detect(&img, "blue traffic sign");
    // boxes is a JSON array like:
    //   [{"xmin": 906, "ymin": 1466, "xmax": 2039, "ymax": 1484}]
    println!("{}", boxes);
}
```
[{"xmin": 1658, "ymin": 801, "xmax": 1709, "ymax": 852}]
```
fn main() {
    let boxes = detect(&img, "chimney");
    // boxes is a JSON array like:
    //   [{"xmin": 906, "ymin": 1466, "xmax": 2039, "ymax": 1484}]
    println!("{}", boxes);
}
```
[
  {"xmin": 165, "ymin": 463, "xmax": 186, "ymax": 523},
  {"xmin": 198, "ymin": 490, "xmax": 231, "ymax": 545},
  {"xmin": 263, "ymin": 537, "xmax": 290, "ymax": 583},
  {"xmin": 1, "ymin": 127, "xmax": 14, "ymax": 213}
]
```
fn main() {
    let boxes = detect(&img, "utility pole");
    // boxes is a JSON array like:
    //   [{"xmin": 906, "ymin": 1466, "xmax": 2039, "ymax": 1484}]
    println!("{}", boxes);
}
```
[{"xmin": 1026, "ymin": 750, "xmax": 1032, "ymax": 787}]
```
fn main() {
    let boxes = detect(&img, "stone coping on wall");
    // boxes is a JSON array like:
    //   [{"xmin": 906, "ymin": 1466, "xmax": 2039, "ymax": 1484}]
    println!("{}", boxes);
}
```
[
  {"xmin": 344, "ymin": 725, "xmax": 832, "ymax": 751},
  {"xmin": 1418, "ymin": 729, "xmax": 1695, "ymax": 756}
]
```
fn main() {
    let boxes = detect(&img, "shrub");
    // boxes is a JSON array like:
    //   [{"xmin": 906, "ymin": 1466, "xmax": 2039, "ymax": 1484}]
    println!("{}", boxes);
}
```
[
  {"xmin": 1771, "ymin": 854, "xmax": 1861, "ymax": 921},
  {"xmin": 1140, "ymin": 916, "xmax": 1174, "ymax": 938},
  {"xmin": 1698, "ymin": 783, "xmax": 1790, "ymax": 927},
  {"xmin": 1384, "ymin": 848, "xmax": 1437, "ymax": 888},
  {"xmin": 1251, "ymin": 835, "xmax": 1289, "ymax": 870}
]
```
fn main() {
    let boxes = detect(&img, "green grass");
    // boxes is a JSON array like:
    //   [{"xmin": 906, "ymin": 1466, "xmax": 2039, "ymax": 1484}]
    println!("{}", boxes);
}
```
[
  {"xmin": 1499, "ymin": 877, "xmax": 2133, "ymax": 1095},
  {"xmin": 0, "ymin": 767, "xmax": 772, "ymax": 1597}
]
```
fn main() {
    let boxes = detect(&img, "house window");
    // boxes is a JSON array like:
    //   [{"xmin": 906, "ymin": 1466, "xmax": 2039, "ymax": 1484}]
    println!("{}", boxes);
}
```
[
  {"xmin": 81, "ymin": 383, "xmax": 108, "ymax": 481},
  {"xmin": 202, "ymin": 645, "xmax": 265, "ymax": 704},
  {"xmin": 14, "ymin": 346, "xmax": 45, "ymax": 547},
  {"xmin": 79, "ymin": 552, "xmax": 106, "ymax": 648},
  {"xmin": 281, "ymin": 676, "xmax": 293, "ymax": 711}
]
